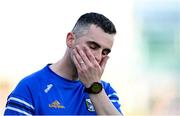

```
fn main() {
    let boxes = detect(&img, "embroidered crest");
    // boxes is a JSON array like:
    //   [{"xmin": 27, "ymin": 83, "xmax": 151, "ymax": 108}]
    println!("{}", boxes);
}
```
[{"xmin": 85, "ymin": 99, "xmax": 95, "ymax": 112}]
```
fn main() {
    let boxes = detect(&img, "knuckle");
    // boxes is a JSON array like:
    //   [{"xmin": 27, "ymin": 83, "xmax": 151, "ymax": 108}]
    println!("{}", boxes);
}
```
[
  {"xmin": 79, "ymin": 69, "xmax": 84, "ymax": 74},
  {"xmin": 81, "ymin": 52, "xmax": 86, "ymax": 58},
  {"xmin": 87, "ymin": 64, "xmax": 93, "ymax": 69},
  {"xmin": 93, "ymin": 63, "xmax": 99, "ymax": 68},
  {"xmin": 86, "ymin": 66, "xmax": 91, "ymax": 71},
  {"xmin": 89, "ymin": 55, "xmax": 94, "ymax": 61}
]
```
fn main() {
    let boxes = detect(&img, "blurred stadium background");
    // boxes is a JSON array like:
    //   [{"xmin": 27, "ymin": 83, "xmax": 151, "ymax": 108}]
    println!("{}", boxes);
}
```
[{"xmin": 0, "ymin": 0, "xmax": 179, "ymax": 115}]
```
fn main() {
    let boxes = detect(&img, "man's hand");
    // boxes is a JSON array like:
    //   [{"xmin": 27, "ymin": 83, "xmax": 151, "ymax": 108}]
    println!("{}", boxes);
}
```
[
  {"xmin": 72, "ymin": 45, "xmax": 109, "ymax": 88},
  {"xmin": 72, "ymin": 45, "xmax": 121, "ymax": 115}
]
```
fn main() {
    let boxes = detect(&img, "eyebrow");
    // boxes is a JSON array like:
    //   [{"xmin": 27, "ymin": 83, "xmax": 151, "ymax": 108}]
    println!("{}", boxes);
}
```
[
  {"xmin": 87, "ymin": 41, "xmax": 101, "ymax": 48},
  {"xmin": 87, "ymin": 41, "xmax": 111, "ymax": 54}
]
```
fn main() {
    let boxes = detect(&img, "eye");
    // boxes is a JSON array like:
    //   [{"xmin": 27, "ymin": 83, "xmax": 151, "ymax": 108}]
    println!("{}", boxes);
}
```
[
  {"xmin": 87, "ymin": 41, "xmax": 101, "ymax": 50},
  {"xmin": 89, "ymin": 44, "xmax": 98, "ymax": 50},
  {"xmin": 102, "ymin": 49, "xmax": 111, "ymax": 55}
]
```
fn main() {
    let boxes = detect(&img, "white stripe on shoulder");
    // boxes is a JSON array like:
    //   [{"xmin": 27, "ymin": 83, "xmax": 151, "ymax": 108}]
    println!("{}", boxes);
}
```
[
  {"xmin": 8, "ymin": 97, "xmax": 34, "ymax": 110},
  {"xmin": 108, "ymin": 93, "xmax": 118, "ymax": 98},
  {"xmin": 111, "ymin": 99, "xmax": 120, "ymax": 105},
  {"xmin": 111, "ymin": 99, "xmax": 119, "ymax": 103},
  {"xmin": 6, "ymin": 106, "xmax": 32, "ymax": 116}
]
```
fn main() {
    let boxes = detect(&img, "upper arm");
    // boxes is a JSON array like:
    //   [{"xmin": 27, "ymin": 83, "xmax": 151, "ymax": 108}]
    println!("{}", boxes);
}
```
[{"xmin": 4, "ymin": 79, "xmax": 35, "ymax": 115}]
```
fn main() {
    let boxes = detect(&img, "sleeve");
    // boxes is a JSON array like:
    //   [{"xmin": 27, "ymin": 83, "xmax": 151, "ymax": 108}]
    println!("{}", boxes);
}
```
[
  {"xmin": 4, "ymin": 79, "xmax": 35, "ymax": 115},
  {"xmin": 103, "ymin": 82, "xmax": 123, "ymax": 115}
]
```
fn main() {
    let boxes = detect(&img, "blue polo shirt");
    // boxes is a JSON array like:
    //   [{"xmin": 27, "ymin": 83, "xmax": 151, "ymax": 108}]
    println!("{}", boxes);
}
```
[{"xmin": 4, "ymin": 64, "xmax": 122, "ymax": 115}]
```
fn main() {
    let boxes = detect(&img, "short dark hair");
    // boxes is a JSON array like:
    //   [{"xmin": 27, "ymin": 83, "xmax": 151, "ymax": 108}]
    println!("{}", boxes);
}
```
[{"xmin": 72, "ymin": 12, "xmax": 116, "ymax": 38}]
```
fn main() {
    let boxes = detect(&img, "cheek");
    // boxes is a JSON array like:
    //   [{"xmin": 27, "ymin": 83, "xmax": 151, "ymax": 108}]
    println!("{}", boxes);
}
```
[{"xmin": 69, "ymin": 50, "xmax": 73, "ymax": 61}]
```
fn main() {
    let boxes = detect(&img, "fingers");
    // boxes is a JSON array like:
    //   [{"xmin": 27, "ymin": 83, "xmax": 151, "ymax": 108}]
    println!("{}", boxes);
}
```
[
  {"xmin": 72, "ymin": 45, "xmax": 108, "ymax": 85},
  {"xmin": 100, "ymin": 56, "xmax": 109, "ymax": 70},
  {"xmin": 76, "ymin": 46, "xmax": 91, "ymax": 66},
  {"xmin": 73, "ymin": 45, "xmax": 107, "ymax": 70},
  {"xmin": 83, "ymin": 46, "xmax": 99, "ymax": 67},
  {"xmin": 73, "ymin": 48, "xmax": 86, "ymax": 70}
]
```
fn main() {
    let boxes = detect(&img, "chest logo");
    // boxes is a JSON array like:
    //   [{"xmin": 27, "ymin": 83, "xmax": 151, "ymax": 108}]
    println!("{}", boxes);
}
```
[
  {"xmin": 49, "ymin": 100, "xmax": 65, "ymax": 108},
  {"xmin": 85, "ymin": 99, "xmax": 95, "ymax": 112}
]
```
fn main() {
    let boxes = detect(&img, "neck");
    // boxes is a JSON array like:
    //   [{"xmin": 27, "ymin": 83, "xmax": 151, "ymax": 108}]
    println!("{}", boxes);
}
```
[{"xmin": 50, "ymin": 50, "xmax": 78, "ymax": 81}]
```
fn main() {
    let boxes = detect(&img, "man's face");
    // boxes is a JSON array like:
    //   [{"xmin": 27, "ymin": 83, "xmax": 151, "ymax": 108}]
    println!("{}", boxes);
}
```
[{"xmin": 72, "ymin": 25, "xmax": 114, "ymax": 64}]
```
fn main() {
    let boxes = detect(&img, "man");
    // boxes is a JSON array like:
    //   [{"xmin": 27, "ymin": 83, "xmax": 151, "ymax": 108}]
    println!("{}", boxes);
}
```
[{"xmin": 4, "ymin": 12, "xmax": 123, "ymax": 115}]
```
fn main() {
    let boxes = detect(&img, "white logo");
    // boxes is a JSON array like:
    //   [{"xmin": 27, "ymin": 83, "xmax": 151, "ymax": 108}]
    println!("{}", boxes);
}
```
[{"xmin": 44, "ymin": 84, "xmax": 53, "ymax": 93}]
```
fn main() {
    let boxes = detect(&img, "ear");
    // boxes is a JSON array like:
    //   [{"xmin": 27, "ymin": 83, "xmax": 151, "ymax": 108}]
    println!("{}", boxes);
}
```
[{"xmin": 66, "ymin": 32, "xmax": 75, "ymax": 48}]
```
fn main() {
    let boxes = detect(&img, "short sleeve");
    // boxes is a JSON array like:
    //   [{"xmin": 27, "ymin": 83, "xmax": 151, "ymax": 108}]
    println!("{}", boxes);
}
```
[{"xmin": 4, "ymin": 79, "xmax": 35, "ymax": 115}]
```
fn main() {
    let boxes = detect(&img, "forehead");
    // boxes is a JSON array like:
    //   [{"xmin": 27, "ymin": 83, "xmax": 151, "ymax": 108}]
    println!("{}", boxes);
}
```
[{"xmin": 85, "ymin": 25, "xmax": 114, "ymax": 48}]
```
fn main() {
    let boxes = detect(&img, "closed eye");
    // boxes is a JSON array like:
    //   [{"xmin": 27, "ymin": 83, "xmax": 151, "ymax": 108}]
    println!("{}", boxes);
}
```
[
  {"xmin": 87, "ymin": 41, "xmax": 111, "ymax": 55},
  {"xmin": 87, "ymin": 41, "xmax": 100, "ymax": 50}
]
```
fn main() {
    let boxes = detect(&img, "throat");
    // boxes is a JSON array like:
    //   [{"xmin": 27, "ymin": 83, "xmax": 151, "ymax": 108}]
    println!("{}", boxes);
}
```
[
  {"xmin": 49, "ymin": 60, "xmax": 78, "ymax": 81},
  {"xmin": 72, "ymin": 74, "xmax": 79, "ymax": 81}
]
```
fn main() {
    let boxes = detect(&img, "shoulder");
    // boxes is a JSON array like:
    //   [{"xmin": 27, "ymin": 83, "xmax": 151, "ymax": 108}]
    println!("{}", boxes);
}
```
[
  {"xmin": 101, "ymin": 80, "xmax": 115, "ymax": 92},
  {"xmin": 100, "ymin": 80, "xmax": 119, "ymax": 100},
  {"xmin": 4, "ymin": 65, "xmax": 49, "ymax": 115},
  {"xmin": 9, "ymin": 64, "xmax": 51, "ymax": 101},
  {"xmin": 15, "ymin": 66, "xmax": 47, "ymax": 91}
]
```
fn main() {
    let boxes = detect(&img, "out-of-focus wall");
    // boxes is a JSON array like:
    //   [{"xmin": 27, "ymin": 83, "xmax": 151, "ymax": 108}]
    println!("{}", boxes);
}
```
[{"xmin": 132, "ymin": 0, "xmax": 180, "ymax": 115}]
